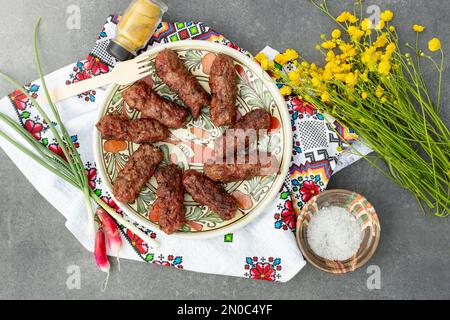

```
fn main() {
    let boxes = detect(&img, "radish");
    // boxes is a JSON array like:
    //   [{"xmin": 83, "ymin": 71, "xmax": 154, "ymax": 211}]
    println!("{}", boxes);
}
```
[
  {"xmin": 96, "ymin": 207, "xmax": 123, "ymax": 254},
  {"xmin": 94, "ymin": 225, "xmax": 110, "ymax": 273}
]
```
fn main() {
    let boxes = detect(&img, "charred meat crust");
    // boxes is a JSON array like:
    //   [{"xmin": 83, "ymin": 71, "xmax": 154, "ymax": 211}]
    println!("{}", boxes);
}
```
[
  {"xmin": 182, "ymin": 170, "xmax": 237, "ymax": 220},
  {"xmin": 123, "ymin": 81, "xmax": 188, "ymax": 129},
  {"xmin": 209, "ymin": 54, "xmax": 237, "ymax": 127},
  {"xmin": 113, "ymin": 144, "xmax": 163, "ymax": 203},
  {"xmin": 96, "ymin": 115, "xmax": 169, "ymax": 144},
  {"xmin": 152, "ymin": 164, "xmax": 185, "ymax": 234},
  {"xmin": 155, "ymin": 49, "xmax": 211, "ymax": 119}
]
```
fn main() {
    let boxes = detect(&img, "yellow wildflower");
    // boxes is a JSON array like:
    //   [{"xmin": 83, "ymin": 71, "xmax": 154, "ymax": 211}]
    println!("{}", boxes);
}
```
[
  {"xmin": 301, "ymin": 61, "xmax": 309, "ymax": 68},
  {"xmin": 254, "ymin": 52, "xmax": 267, "ymax": 63},
  {"xmin": 290, "ymin": 79, "xmax": 302, "ymax": 87},
  {"xmin": 341, "ymin": 63, "xmax": 352, "ymax": 72},
  {"xmin": 339, "ymin": 43, "xmax": 357, "ymax": 57},
  {"xmin": 412, "ymin": 24, "xmax": 425, "ymax": 33},
  {"xmin": 378, "ymin": 60, "xmax": 391, "ymax": 75},
  {"xmin": 428, "ymin": 38, "xmax": 441, "ymax": 52},
  {"xmin": 380, "ymin": 97, "xmax": 387, "ymax": 103},
  {"xmin": 331, "ymin": 29, "xmax": 342, "ymax": 39},
  {"xmin": 336, "ymin": 11, "xmax": 358, "ymax": 23},
  {"xmin": 311, "ymin": 77, "xmax": 321, "ymax": 88},
  {"xmin": 285, "ymin": 49, "xmax": 299, "ymax": 61},
  {"xmin": 322, "ymin": 69, "xmax": 333, "ymax": 81},
  {"xmin": 255, "ymin": 52, "xmax": 270, "ymax": 70},
  {"xmin": 348, "ymin": 26, "xmax": 364, "ymax": 41},
  {"xmin": 336, "ymin": 11, "xmax": 350, "ymax": 23},
  {"xmin": 380, "ymin": 10, "xmax": 394, "ymax": 22},
  {"xmin": 274, "ymin": 53, "xmax": 288, "ymax": 66},
  {"xmin": 361, "ymin": 46, "xmax": 379, "ymax": 71},
  {"xmin": 360, "ymin": 18, "xmax": 372, "ymax": 31},
  {"xmin": 325, "ymin": 50, "xmax": 336, "ymax": 62},
  {"xmin": 386, "ymin": 43, "xmax": 396, "ymax": 55},
  {"xmin": 288, "ymin": 71, "xmax": 299, "ymax": 81},
  {"xmin": 376, "ymin": 86, "xmax": 384, "ymax": 98},
  {"xmin": 361, "ymin": 92, "xmax": 368, "ymax": 99},
  {"xmin": 321, "ymin": 41, "xmax": 336, "ymax": 50},
  {"xmin": 280, "ymin": 85, "xmax": 292, "ymax": 96},
  {"xmin": 389, "ymin": 26, "xmax": 396, "ymax": 32},
  {"xmin": 260, "ymin": 59, "xmax": 269, "ymax": 70},
  {"xmin": 345, "ymin": 72, "xmax": 358, "ymax": 86},
  {"xmin": 374, "ymin": 34, "xmax": 389, "ymax": 48},
  {"xmin": 321, "ymin": 91, "xmax": 330, "ymax": 103},
  {"xmin": 347, "ymin": 13, "xmax": 359, "ymax": 24}
]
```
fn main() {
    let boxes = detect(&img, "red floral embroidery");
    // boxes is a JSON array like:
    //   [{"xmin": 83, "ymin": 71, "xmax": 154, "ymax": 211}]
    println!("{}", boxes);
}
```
[
  {"xmin": 24, "ymin": 119, "xmax": 43, "ymax": 140},
  {"xmin": 300, "ymin": 180, "xmax": 320, "ymax": 202},
  {"xmin": 127, "ymin": 230, "xmax": 148, "ymax": 254},
  {"xmin": 250, "ymin": 263, "xmax": 275, "ymax": 281},
  {"xmin": 292, "ymin": 97, "xmax": 316, "ymax": 115},
  {"xmin": 245, "ymin": 257, "xmax": 281, "ymax": 281},
  {"xmin": 86, "ymin": 168, "xmax": 97, "ymax": 189},
  {"xmin": 85, "ymin": 55, "xmax": 109, "ymax": 76},
  {"xmin": 73, "ymin": 70, "xmax": 91, "ymax": 83},
  {"xmin": 281, "ymin": 200, "xmax": 297, "ymax": 230},
  {"xmin": 10, "ymin": 89, "xmax": 29, "ymax": 110},
  {"xmin": 100, "ymin": 196, "xmax": 122, "ymax": 213}
]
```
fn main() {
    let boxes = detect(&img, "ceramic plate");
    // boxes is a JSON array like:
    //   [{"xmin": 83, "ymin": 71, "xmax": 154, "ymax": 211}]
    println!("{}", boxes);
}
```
[{"xmin": 94, "ymin": 40, "xmax": 292, "ymax": 239}]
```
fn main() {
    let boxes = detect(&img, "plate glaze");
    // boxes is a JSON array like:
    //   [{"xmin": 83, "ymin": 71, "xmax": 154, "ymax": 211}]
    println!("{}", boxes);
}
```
[{"xmin": 94, "ymin": 41, "xmax": 292, "ymax": 239}]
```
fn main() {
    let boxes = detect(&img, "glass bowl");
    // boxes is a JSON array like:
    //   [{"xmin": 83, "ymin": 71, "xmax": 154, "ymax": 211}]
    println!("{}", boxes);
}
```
[{"xmin": 296, "ymin": 189, "xmax": 381, "ymax": 274}]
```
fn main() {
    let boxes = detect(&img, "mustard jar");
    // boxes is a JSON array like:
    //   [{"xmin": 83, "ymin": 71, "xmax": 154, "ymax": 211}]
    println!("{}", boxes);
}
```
[{"xmin": 107, "ymin": 0, "xmax": 168, "ymax": 61}]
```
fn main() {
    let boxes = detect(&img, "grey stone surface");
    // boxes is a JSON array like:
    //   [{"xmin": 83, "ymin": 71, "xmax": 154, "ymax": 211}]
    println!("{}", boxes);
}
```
[{"xmin": 0, "ymin": 0, "xmax": 449, "ymax": 300}]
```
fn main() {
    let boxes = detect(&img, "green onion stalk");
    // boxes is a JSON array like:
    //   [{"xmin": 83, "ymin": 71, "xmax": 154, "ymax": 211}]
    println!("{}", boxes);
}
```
[{"xmin": 0, "ymin": 18, "xmax": 155, "ymax": 243}]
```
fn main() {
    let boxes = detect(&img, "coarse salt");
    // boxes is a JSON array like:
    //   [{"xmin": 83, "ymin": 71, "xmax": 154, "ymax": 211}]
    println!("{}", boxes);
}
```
[{"xmin": 307, "ymin": 206, "xmax": 362, "ymax": 261}]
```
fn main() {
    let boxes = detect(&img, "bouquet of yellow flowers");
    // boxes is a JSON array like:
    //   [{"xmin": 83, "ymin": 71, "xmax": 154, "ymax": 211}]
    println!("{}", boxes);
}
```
[{"xmin": 256, "ymin": 0, "xmax": 450, "ymax": 217}]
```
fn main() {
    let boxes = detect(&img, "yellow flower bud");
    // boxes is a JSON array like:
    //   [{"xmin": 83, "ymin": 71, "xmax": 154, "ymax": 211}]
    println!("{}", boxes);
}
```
[
  {"xmin": 374, "ymin": 34, "xmax": 389, "ymax": 48},
  {"xmin": 380, "ymin": 10, "xmax": 394, "ymax": 22},
  {"xmin": 376, "ymin": 86, "xmax": 384, "ymax": 98},
  {"xmin": 274, "ymin": 53, "xmax": 288, "ymax": 66},
  {"xmin": 412, "ymin": 24, "xmax": 425, "ymax": 33},
  {"xmin": 428, "ymin": 38, "xmax": 441, "ymax": 52},
  {"xmin": 336, "ymin": 11, "xmax": 350, "ymax": 23},
  {"xmin": 321, "ymin": 41, "xmax": 336, "ymax": 50},
  {"xmin": 285, "ymin": 49, "xmax": 299, "ymax": 61},
  {"xmin": 386, "ymin": 43, "xmax": 396, "ymax": 55},
  {"xmin": 360, "ymin": 18, "xmax": 372, "ymax": 31},
  {"xmin": 331, "ymin": 29, "xmax": 342, "ymax": 39}
]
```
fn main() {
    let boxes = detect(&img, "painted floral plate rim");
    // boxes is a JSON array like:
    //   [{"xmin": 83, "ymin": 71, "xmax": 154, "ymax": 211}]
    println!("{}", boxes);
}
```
[{"xmin": 93, "ymin": 40, "xmax": 292, "ymax": 239}]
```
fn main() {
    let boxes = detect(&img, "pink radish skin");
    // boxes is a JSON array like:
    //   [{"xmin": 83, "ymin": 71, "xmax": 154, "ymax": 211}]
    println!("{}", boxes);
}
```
[
  {"xmin": 94, "ymin": 226, "xmax": 110, "ymax": 273},
  {"xmin": 96, "ymin": 208, "xmax": 123, "ymax": 254}
]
